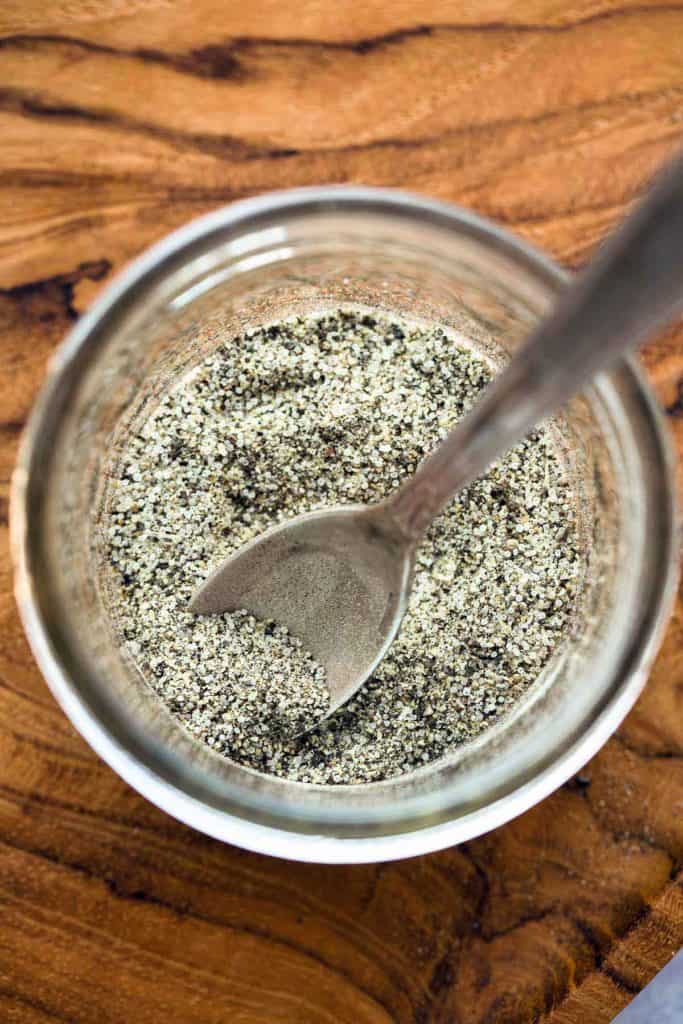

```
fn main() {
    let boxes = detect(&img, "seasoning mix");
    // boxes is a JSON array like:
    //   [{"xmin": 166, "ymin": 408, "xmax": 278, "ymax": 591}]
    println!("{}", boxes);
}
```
[{"xmin": 104, "ymin": 310, "xmax": 580, "ymax": 784}]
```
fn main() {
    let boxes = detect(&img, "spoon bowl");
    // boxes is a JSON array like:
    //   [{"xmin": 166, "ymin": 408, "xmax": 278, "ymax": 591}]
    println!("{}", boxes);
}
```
[{"xmin": 190, "ymin": 504, "xmax": 415, "ymax": 718}]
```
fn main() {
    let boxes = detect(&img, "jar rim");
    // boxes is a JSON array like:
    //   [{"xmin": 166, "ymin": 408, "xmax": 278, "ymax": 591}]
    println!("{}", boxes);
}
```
[{"xmin": 11, "ymin": 185, "xmax": 679, "ymax": 862}]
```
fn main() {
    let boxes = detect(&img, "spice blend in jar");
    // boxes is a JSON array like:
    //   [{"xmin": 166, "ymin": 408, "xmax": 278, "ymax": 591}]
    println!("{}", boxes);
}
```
[{"xmin": 104, "ymin": 310, "xmax": 581, "ymax": 784}]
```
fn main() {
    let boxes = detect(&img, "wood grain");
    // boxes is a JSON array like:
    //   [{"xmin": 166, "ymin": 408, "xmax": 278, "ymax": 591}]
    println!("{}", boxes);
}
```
[{"xmin": 1, "ymin": 2, "xmax": 683, "ymax": 1021}]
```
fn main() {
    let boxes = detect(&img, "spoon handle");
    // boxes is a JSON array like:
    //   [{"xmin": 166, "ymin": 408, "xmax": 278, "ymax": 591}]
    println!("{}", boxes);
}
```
[{"xmin": 387, "ymin": 147, "xmax": 683, "ymax": 541}]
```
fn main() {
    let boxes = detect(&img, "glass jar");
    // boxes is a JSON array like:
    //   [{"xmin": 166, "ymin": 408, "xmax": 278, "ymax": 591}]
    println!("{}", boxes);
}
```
[{"xmin": 11, "ymin": 187, "xmax": 677, "ymax": 862}]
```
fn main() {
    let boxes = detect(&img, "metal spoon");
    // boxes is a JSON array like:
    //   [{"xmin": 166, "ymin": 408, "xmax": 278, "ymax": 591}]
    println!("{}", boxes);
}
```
[{"xmin": 191, "ymin": 149, "xmax": 683, "ymax": 728}]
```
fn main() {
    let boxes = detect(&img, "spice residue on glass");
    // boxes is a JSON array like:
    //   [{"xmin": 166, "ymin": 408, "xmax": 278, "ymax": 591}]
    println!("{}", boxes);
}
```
[{"xmin": 104, "ymin": 310, "xmax": 580, "ymax": 784}]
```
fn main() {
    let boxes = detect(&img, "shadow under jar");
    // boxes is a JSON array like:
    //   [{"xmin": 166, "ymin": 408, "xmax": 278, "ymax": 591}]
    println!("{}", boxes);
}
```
[{"xmin": 11, "ymin": 187, "xmax": 677, "ymax": 863}]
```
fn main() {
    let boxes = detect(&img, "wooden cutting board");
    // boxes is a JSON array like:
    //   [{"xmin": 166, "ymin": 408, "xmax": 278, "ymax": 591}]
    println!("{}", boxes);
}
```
[{"xmin": 1, "ymin": 2, "xmax": 682, "ymax": 1021}]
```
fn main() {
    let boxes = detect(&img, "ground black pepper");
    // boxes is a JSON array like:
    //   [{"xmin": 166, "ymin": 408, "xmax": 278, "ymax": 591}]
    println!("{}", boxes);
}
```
[{"xmin": 104, "ymin": 309, "xmax": 580, "ymax": 784}]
